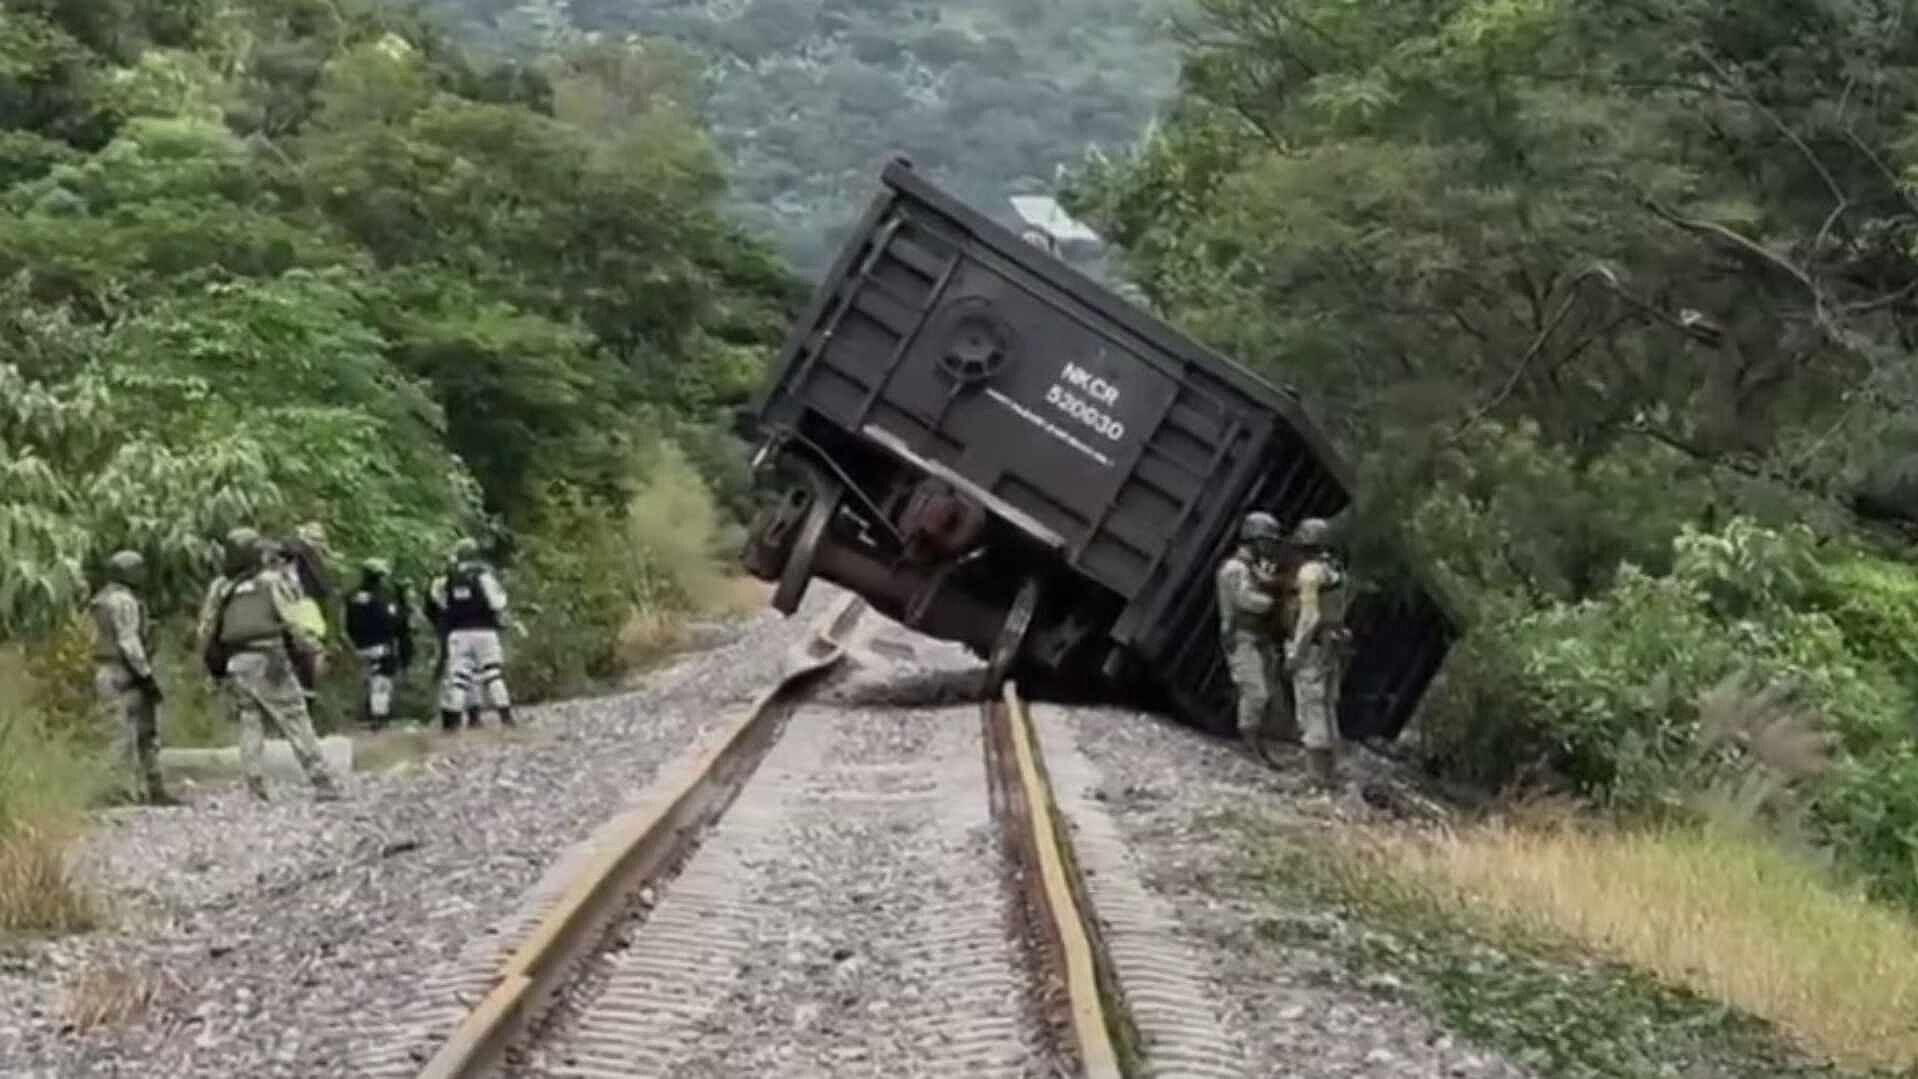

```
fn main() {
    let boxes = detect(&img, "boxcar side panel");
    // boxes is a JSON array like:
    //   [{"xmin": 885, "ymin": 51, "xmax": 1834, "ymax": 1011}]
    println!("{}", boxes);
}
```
[{"xmin": 757, "ymin": 171, "xmax": 1283, "ymax": 636}]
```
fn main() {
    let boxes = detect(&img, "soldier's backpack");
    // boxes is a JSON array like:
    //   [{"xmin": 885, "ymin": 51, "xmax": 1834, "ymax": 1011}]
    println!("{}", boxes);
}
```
[{"xmin": 201, "ymin": 576, "xmax": 246, "ymax": 678}]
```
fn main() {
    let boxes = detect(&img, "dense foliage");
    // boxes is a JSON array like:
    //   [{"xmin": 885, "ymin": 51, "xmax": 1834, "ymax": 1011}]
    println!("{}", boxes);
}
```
[
  {"xmin": 0, "ymin": 0, "xmax": 796, "ymax": 643},
  {"xmin": 1063, "ymin": 0, "xmax": 1918, "ymax": 906},
  {"xmin": 419, "ymin": 0, "xmax": 1181, "ymax": 273}
]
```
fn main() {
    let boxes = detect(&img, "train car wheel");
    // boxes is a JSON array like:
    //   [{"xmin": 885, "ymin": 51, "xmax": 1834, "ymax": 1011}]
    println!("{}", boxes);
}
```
[
  {"xmin": 771, "ymin": 473, "xmax": 842, "ymax": 615},
  {"xmin": 982, "ymin": 577, "xmax": 1040, "ymax": 696}
]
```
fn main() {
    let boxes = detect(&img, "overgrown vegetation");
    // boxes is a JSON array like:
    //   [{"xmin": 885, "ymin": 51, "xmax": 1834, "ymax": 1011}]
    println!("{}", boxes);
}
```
[
  {"xmin": 1065, "ymin": 0, "xmax": 1918, "ymax": 912},
  {"xmin": 0, "ymin": 0, "xmax": 795, "ymax": 915},
  {"xmin": 1243, "ymin": 810, "xmax": 1910, "ymax": 1077}
]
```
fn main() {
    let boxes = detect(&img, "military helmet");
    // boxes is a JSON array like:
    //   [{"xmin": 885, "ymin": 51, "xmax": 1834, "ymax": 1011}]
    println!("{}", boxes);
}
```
[
  {"xmin": 222, "ymin": 527, "xmax": 264, "ymax": 575},
  {"xmin": 452, "ymin": 537, "xmax": 481, "ymax": 563},
  {"xmin": 295, "ymin": 520, "xmax": 334, "ymax": 558},
  {"xmin": 1291, "ymin": 517, "xmax": 1334, "ymax": 547},
  {"xmin": 1241, "ymin": 511, "xmax": 1282, "ymax": 544},
  {"xmin": 105, "ymin": 549, "xmax": 145, "ymax": 585},
  {"xmin": 362, "ymin": 556, "xmax": 392, "ymax": 577}
]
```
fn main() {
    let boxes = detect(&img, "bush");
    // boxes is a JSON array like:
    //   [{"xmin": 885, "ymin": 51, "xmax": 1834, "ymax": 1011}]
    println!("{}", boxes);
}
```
[
  {"xmin": 1814, "ymin": 746, "xmax": 1918, "ymax": 911},
  {"xmin": 1416, "ymin": 517, "xmax": 1918, "ymax": 910},
  {"xmin": 1817, "ymin": 557, "xmax": 1918, "ymax": 705},
  {"xmin": 505, "ymin": 442, "xmax": 732, "ymax": 701}
]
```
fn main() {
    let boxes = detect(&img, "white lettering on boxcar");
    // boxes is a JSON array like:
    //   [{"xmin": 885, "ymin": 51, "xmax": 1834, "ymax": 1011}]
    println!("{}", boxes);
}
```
[
  {"xmin": 1046, "ymin": 361, "xmax": 1126, "ymax": 443},
  {"xmin": 985, "ymin": 387, "xmax": 1114, "ymax": 468}
]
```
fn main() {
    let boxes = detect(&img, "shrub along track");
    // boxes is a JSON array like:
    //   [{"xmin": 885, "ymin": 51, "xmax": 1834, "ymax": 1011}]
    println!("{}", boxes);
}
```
[{"xmin": 384, "ymin": 594, "xmax": 1237, "ymax": 1078}]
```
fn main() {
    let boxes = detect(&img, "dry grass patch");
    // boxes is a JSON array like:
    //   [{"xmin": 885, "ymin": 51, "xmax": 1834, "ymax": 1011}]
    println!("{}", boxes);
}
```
[
  {"xmin": 0, "ymin": 822, "xmax": 99, "ymax": 936},
  {"xmin": 1331, "ymin": 817, "xmax": 1918, "ymax": 1074},
  {"xmin": 61, "ymin": 962, "xmax": 175, "ymax": 1031},
  {"xmin": 712, "ymin": 576, "xmax": 772, "ymax": 616},
  {"xmin": 615, "ymin": 605, "xmax": 687, "ymax": 668}
]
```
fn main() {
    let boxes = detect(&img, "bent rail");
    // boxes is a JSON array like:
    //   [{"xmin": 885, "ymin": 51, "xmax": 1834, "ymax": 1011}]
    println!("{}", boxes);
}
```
[{"xmin": 416, "ymin": 596, "xmax": 866, "ymax": 1079}]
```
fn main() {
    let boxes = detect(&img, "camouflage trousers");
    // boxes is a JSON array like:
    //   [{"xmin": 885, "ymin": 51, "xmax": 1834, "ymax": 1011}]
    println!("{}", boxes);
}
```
[
  {"xmin": 439, "ymin": 629, "xmax": 511, "ymax": 713},
  {"xmin": 1225, "ymin": 631, "xmax": 1292, "ymax": 740},
  {"xmin": 93, "ymin": 663, "xmax": 163, "ymax": 800},
  {"xmin": 1291, "ymin": 641, "xmax": 1346, "ymax": 751},
  {"xmin": 224, "ymin": 646, "xmax": 339, "ymax": 793}
]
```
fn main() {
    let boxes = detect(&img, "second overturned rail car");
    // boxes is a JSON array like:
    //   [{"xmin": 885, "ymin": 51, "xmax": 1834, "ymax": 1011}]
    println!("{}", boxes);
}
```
[{"xmin": 737, "ymin": 157, "xmax": 1459, "ymax": 741}]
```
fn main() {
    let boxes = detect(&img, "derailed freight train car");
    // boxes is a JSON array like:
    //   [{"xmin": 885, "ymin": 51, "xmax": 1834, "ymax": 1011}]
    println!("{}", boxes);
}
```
[{"xmin": 737, "ymin": 157, "xmax": 1459, "ymax": 741}]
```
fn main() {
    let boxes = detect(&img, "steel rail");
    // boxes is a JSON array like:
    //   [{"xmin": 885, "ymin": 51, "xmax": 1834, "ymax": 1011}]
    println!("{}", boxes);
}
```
[
  {"xmin": 415, "ymin": 596, "xmax": 867, "ymax": 1079},
  {"xmin": 989, "ymin": 681, "xmax": 1131, "ymax": 1079}
]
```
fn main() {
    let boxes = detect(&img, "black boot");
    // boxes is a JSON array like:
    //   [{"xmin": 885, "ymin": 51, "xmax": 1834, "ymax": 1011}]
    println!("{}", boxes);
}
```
[
  {"xmin": 1239, "ymin": 727, "xmax": 1273, "ymax": 768},
  {"xmin": 1307, "ymin": 748, "xmax": 1339, "ymax": 792},
  {"xmin": 465, "ymin": 707, "xmax": 482, "ymax": 729},
  {"xmin": 143, "ymin": 773, "xmax": 184, "ymax": 807},
  {"xmin": 441, "ymin": 709, "xmax": 463, "ymax": 733},
  {"xmin": 497, "ymin": 707, "xmax": 515, "ymax": 728}
]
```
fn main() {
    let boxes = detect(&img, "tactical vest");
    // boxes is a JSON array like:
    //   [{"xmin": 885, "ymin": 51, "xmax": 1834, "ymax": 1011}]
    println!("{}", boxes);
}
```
[
  {"xmin": 442, "ymin": 565, "xmax": 500, "ymax": 631},
  {"xmin": 1279, "ymin": 556, "xmax": 1351, "ymax": 644},
  {"xmin": 345, "ymin": 586, "xmax": 400, "ymax": 647},
  {"xmin": 89, "ymin": 585, "xmax": 148, "ymax": 664},
  {"xmin": 218, "ymin": 574, "xmax": 283, "ymax": 645},
  {"xmin": 1215, "ymin": 552, "xmax": 1264, "ymax": 639}
]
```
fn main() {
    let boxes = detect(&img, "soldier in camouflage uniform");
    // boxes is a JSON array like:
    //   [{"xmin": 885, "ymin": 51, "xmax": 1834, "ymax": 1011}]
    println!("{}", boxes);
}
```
[
  {"xmin": 197, "ymin": 528, "xmax": 343, "ymax": 803},
  {"xmin": 274, "ymin": 521, "xmax": 335, "ymax": 716},
  {"xmin": 1217, "ymin": 511, "xmax": 1287, "ymax": 767},
  {"xmin": 88, "ymin": 550, "xmax": 178, "ymax": 806},
  {"xmin": 1282, "ymin": 518, "xmax": 1354, "ymax": 792}
]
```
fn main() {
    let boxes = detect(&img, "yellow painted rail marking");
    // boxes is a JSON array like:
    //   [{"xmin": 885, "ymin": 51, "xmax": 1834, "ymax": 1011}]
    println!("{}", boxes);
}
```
[{"xmin": 1004, "ymin": 681, "xmax": 1124, "ymax": 1079}]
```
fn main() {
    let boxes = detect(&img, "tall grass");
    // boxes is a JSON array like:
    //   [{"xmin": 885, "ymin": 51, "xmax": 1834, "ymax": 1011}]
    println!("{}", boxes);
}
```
[
  {"xmin": 1322, "ymin": 816, "xmax": 1918, "ymax": 1073},
  {"xmin": 0, "ymin": 644, "xmax": 106, "ymax": 935}
]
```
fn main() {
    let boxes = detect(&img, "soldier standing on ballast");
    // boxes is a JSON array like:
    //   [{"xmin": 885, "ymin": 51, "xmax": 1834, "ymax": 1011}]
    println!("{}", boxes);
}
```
[
  {"xmin": 275, "ymin": 521, "xmax": 335, "ymax": 715},
  {"xmin": 1282, "ymin": 518, "xmax": 1353, "ymax": 793},
  {"xmin": 1217, "ymin": 511, "xmax": 1287, "ymax": 767},
  {"xmin": 198, "ymin": 528, "xmax": 344, "ymax": 802},
  {"xmin": 344, "ymin": 557, "xmax": 414, "ymax": 730},
  {"xmin": 424, "ymin": 547, "xmax": 481, "ymax": 729},
  {"xmin": 88, "ymin": 550, "xmax": 179, "ymax": 806},
  {"xmin": 433, "ymin": 538, "xmax": 515, "ymax": 731}
]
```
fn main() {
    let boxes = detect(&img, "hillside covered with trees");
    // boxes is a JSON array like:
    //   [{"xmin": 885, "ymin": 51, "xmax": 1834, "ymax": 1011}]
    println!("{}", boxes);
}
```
[
  {"xmin": 1064, "ymin": 0, "xmax": 1918, "ymax": 913},
  {"xmin": 0, "ymin": 0, "xmax": 799, "ymax": 808},
  {"xmin": 419, "ymin": 0, "xmax": 1181, "ymax": 273}
]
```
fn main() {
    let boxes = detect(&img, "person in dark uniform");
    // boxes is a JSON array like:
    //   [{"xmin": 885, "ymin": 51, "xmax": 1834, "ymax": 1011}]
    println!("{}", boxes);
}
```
[
  {"xmin": 344, "ymin": 558, "xmax": 414, "ymax": 729},
  {"xmin": 429, "ymin": 538, "xmax": 515, "ymax": 731},
  {"xmin": 422, "ymin": 547, "xmax": 482, "ymax": 729}
]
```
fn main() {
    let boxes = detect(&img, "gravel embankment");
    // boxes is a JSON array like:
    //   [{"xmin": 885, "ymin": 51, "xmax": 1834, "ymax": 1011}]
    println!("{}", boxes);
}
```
[
  {"xmin": 1044, "ymin": 705, "xmax": 1530, "ymax": 1078},
  {"xmin": 0, "ymin": 588, "xmax": 837, "ymax": 1079}
]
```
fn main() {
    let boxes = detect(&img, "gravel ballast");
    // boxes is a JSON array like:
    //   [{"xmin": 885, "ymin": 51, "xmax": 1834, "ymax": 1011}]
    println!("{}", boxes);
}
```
[
  {"xmin": 519, "ymin": 611, "xmax": 1062, "ymax": 1078},
  {"xmin": 6, "ymin": 587, "xmax": 1525, "ymax": 1078},
  {"xmin": 1041, "ymin": 704, "xmax": 1531, "ymax": 1078},
  {"xmin": 0, "ymin": 588, "xmax": 836, "ymax": 1079}
]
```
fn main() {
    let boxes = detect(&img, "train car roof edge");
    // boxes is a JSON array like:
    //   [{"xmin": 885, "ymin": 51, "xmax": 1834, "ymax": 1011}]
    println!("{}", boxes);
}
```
[{"xmin": 747, "ymin": 185, "xmax": 900, "ymax": 422}]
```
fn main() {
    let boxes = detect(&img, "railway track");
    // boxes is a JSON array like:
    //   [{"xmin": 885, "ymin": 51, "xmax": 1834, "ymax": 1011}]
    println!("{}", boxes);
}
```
[{"xmin": 402, "ymin": 594, "xmax": 1154, "ymax": 1079}]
